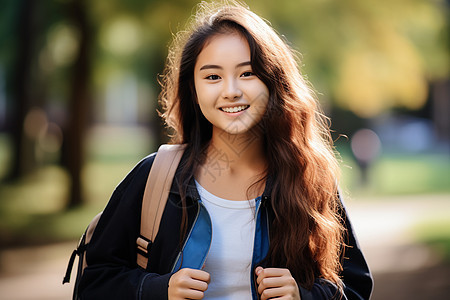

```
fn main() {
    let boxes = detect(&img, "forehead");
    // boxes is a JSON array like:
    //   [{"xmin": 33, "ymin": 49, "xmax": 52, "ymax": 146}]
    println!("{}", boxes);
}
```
[{"xmin": 196, "ymin": 33, "xmax": 251, "ymax": 67}]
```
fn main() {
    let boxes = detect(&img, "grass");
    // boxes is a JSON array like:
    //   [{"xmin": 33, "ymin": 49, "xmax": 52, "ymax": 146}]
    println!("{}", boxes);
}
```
[
  {"xmin": 0, "ymin": 127, "xmax": 154, "ymax": 247},
  {"xmin": 413, "ymin": 216, "xmax": 450, "ymax": 262},
  {"xmin": 0, "ymin": 161, "xmax": 138, "ymax": 246},
  {"xmin": 337, "ymin": 146, "xmax": 450, "ymax": 196}
]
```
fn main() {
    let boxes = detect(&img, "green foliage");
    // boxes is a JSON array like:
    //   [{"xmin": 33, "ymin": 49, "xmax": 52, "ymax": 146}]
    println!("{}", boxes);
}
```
[
  {"xmin": 249, "ymin": 0, "xmax": 449, "ymax": 117},
  {"xmin": 414, "ymin": 217, "xmax": 450, "ymax": 262}
]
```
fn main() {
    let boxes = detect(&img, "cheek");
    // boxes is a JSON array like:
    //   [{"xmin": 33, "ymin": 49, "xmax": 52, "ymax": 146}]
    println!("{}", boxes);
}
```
[
  {"xmin": 196, "ymin": 84, "xmax": 219, "ymax": 107},
  {"xmin": 251, "ymin": 83, "xmax": 270, "ymax": 111},
  {"xmin": 195, "ymin": 90, "xmax": 215, "ymax": 119}
]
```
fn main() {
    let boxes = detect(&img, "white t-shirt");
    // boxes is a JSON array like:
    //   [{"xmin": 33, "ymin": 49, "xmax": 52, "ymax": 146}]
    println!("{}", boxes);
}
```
[{"xmin": 195, "ymin": 181, "xmax": 256, "ymax": 300}]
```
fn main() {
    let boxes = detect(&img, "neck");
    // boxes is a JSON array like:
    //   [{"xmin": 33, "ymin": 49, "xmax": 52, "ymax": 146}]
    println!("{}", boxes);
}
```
[
  {"xmin": 206, "ymin": 127, "xmax": 267, "ymax": 175},
  {"xmin": 194, "ymin": 127, "xmax": 267, "ymax": 200}
]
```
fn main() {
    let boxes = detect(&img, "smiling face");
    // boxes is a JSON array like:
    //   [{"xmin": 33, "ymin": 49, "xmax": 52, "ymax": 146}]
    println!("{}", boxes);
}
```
[{"xmin": 194, "ymin": 33, "xmax": 269, "ymax": 138}]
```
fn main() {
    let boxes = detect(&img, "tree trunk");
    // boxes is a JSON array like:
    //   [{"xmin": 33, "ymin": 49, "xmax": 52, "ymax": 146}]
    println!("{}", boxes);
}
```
[
  {"xmin": 63, "ymin": 0, "xmax": 92, "ymax": 208},
  {"xmin": 7, "ymin": 0, "xmax": 37, "ymax": 180}
]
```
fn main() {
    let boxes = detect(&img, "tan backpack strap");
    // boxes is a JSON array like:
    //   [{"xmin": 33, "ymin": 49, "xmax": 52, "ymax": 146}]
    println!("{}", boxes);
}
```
[{"xmin": 137, "ymin": 144, "xmax": 187, "ymax": 269}]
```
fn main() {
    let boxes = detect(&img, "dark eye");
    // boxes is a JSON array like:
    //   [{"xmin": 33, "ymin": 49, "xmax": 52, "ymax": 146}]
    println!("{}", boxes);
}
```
[
  {"xmin": 241, "ymin": 71, "xmax": 254, "ymax": 77},
  {"xmin": 206, "ymin": 74, "xmax": 221, "ymax": 80}
]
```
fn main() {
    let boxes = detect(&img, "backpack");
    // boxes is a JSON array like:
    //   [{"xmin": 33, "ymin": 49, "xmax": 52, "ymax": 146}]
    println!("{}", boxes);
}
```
[{"xmin": 63, "ymin": 144, "xmax": 186, "ymax": 299}]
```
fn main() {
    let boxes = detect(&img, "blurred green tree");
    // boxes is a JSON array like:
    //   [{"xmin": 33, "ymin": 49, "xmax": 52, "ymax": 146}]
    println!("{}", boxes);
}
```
[{"xmin": 249, "ymin": 0, "xmax": 448, "ymax": 117}]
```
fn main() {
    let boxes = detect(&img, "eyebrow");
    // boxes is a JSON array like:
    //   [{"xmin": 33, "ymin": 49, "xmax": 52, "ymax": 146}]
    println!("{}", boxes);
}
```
[{"xmin": 199, "ymin": 61, "xmax": 251, "ymax": 71}]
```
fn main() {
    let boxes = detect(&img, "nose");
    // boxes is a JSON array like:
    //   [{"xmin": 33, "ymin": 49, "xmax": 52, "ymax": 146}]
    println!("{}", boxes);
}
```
[{"xmin": 222, "ymin": 78, "xmax": 242, "ymax": 100}]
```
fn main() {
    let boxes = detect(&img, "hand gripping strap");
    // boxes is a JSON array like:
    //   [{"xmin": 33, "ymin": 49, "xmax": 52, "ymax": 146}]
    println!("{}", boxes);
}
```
[{"xmin": 137, "ymin": 144, "xmax": 186, "ymax": 269}]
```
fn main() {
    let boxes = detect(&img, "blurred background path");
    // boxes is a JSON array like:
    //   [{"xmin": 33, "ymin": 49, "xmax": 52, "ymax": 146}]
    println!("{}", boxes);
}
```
[
  {"xmin": 1, "ymin": 194, "xmax": 449, "ymax": 300},
  {"xmin": 347, "ymin": 194, "xmax": 450, "ymax": 299}
]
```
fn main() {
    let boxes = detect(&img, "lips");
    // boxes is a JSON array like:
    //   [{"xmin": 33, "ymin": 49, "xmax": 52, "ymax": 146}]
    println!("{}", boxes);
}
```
[{"xmin": 220, "ymin": 105, "xmax": 249, "ymax": 113}]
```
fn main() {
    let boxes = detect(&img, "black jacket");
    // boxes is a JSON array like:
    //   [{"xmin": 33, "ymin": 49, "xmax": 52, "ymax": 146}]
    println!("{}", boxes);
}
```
[{"xmin": 79, "ymin": 152, "xmax": 373, "ymax": 299}]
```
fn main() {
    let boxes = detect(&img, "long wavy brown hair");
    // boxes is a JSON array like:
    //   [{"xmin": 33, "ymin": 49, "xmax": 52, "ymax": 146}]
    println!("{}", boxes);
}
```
[{"xmin": 159, "ymin": 1, "xmax": 344, "ymax": 290}]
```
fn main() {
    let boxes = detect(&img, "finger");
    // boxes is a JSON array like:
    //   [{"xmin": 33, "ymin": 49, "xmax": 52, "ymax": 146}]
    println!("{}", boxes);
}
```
[
  {"xmin": 256, "ymin": 268, "xmax": 292, "ymax": 285},
  {"xmin": 255, "ymin": 266, "xmax": 263, "ymax": 276},
  {"xmin": 188, "ymin": 269, "xmax": 211, "ymax": 284},
  {"xmin": 177, "ymin": 269, "xmax": 210, "ymax": 292},
  {"xmin": 189, "ymin": 278, "xmax": 209, "ymax": 292},
  {"xmin": 260, "ymin": 286, "xmax": 290, "ymax": 300},
  {"xmin": 256, "ymin": 268, "xmax": 277, "ymax": 285},
  {"xmin": 258, "ymin": 276, "xmax": 280, "ymax": 294},
  {"xmin": 257, "ymin": 269, "xmax": 297, "ymax": 295},
  {"xmin": 169, "ymin": 269, "xmax": 208, "ymax": 291},
  {"xmin": 181, "ymin": 288, "xmax": 205, "ymax": 300},
  {"xmin": 260, "ymin": 268, "xmax": 291, "ymax": 277}
]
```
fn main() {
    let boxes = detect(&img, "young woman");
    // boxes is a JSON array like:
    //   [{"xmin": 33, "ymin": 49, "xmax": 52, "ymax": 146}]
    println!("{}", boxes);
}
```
[{"xmin": 78, "ymin": 2, "xmax": 373, "ymax": 299}]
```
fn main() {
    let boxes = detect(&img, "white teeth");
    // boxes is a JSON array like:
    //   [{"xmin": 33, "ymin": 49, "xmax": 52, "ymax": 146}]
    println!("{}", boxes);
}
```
[{"xmin": 221, "ymin": 105, "xmax": 248, "ymax": 113}]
